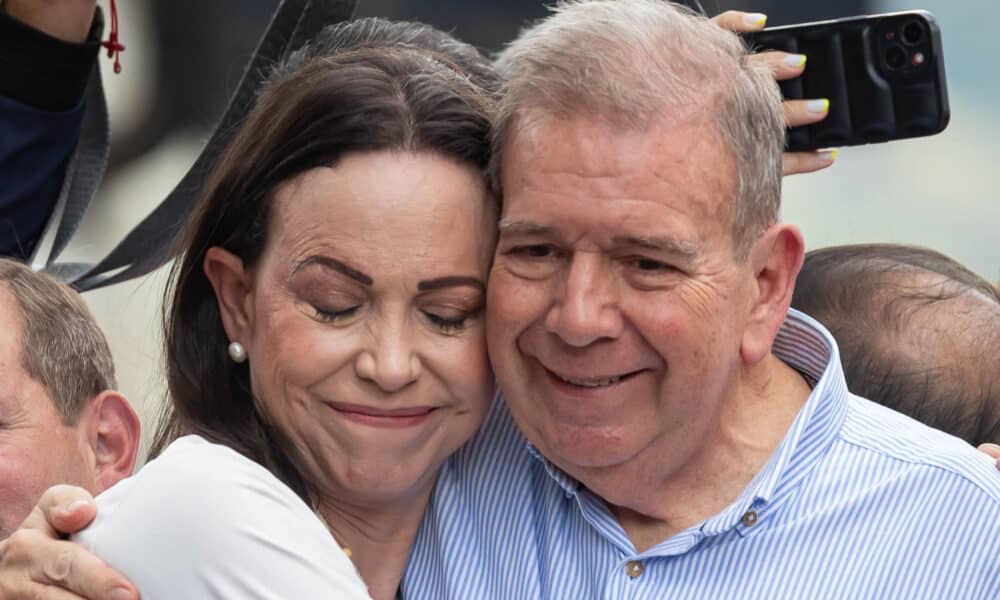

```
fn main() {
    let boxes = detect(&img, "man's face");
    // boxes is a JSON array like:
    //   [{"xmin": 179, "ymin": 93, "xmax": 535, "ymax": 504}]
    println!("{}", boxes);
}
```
[
  {"xmin": 0, "ymin": 286, "xmax": 94, "ymax": 539},
  {"xmin": 487, "ymin": 114, "xmax": 757, "ymax": 479}
]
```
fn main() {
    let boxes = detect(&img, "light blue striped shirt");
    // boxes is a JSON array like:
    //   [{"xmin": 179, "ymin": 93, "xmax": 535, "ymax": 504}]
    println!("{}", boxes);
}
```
[{"xmin": 403, "ymin": 309, "xmax": 1000, "ymax": 598}]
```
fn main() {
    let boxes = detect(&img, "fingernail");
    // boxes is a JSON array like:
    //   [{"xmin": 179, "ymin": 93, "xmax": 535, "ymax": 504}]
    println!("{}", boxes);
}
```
[
  {"xmin": 62, "ymin": 499, "xmax": 90, "ymax": 515},
  {"xmin": 784, "ymin": 54, "xmax": 807, "ymax": 68},
  {"xmin": 807, "ymin": 98, "xmax": 830, "ymax": 114},
  {"xmin": 820, "ymin": 149, "xmax": 839, "ymax": 162},
  {"xmin": 744, "ymin": 13, "xmax": 768, "ymax": 27},
  {"xmin": 111, "ymin": 588, "xmax": 134, "ymax": 600}
]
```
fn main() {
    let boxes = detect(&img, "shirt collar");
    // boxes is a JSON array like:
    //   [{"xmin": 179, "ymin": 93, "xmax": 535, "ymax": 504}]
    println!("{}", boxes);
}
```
[
  {"xmin": 525, "ymin": 308, "xmax": 851, "ymax": 537},
  {"xmin": 526, "ymin": 443, "xmax": 580, "ymax": 496}
]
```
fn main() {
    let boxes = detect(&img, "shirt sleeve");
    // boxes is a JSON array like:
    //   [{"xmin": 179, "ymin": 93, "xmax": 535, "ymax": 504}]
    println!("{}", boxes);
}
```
[
  {"xmin": 0, "ymin": 96, "xmax": 84, "ymax": 259},
  {"xmin": 0, "ymin": 7, "xmax": 101, "ymax": 259},
  {"xmin": 74, "ymin": 437, "xmax": 372, "ymax": 600}
]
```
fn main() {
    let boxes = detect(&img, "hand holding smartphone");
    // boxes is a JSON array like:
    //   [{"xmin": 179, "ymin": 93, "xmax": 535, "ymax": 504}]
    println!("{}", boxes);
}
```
[{"xmin": 743, "ymin": 11, "xmax": 950, "ymax": 152}]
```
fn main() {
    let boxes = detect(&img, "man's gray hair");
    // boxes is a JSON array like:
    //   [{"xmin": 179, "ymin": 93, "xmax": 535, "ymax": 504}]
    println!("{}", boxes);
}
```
[
  {"xmin": 491, "ymin": 0, "xmax": 785, "ymax": 257},
  {"xmin": 0, "ymin": 259, "xmax": 117, "ymax": 424}
]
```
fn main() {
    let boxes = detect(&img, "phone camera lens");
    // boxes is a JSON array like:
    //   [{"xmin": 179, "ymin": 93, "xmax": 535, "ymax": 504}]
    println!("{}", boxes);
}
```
[
  {"xmin": 901, "ymin": 21, "xmax": 925, "ymax": 46},
  {"xmin": 885, "ymin": 45, "xmax": 908, "ymax": 70}
]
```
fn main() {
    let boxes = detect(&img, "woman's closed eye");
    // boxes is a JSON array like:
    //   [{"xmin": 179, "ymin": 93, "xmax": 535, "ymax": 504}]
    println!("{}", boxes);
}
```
[
  {"xmin": 422, "ymin": 308, "xmax": 481, "ymax": 333},
  {"xmin": 313, "ymin": 304, "xmax": 360, "ymax": 323}
]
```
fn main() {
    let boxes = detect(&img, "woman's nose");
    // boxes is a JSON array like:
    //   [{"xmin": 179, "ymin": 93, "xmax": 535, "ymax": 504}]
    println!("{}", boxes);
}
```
[{"xmin": 354, "ymin": 328, "xmax": 422, "ymax": 392}]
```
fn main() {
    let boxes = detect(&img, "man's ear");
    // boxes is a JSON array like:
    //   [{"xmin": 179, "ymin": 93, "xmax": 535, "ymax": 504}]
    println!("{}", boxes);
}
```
[
  {"xmin": 740, "ymin": 223, "xmax": 805, "ymax": 366},
  {"xmin": 79, "ymin": 391, "xmax": 141, "ymax": 492},
  {"xmin": 203, "ymin": 246, "xmax": 255, "ymax": 347}
]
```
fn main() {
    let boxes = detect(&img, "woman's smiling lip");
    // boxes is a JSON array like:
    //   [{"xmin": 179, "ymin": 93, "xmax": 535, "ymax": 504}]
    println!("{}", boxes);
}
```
[{"xmin": 324, "ymin": 402, "xmax": 440, "ymax": 428}]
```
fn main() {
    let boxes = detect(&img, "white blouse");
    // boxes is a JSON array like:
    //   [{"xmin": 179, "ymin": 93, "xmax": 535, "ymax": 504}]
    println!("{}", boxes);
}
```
[{"xmin": 75, "ymin": 435, "xmax": 371, "ymax": 599}]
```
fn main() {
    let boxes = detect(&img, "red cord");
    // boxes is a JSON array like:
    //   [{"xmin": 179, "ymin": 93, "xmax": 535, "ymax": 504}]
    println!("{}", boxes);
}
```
[{"xmin": 100, "ymin": 0, "xmax": 124, "ymax": 74}]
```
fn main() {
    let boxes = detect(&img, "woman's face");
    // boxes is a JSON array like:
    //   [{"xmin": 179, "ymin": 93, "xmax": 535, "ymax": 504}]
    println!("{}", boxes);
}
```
[{"xmin": 233, "ymin": 150, "xmax": 496, "ymax": 508}]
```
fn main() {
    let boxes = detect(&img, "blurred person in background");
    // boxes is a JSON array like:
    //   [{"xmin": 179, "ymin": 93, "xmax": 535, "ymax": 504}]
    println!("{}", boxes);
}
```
[
  {"xmin": 0, "ymin": 0, "xmax": 102, "ymax": 259},
  {"xmin": 792, "ymin": 243, "xmax": 1000, "ymax": 446},
  {"xmin": 0, "ymin": 258, "xmax": 139, "ymax": 540}
]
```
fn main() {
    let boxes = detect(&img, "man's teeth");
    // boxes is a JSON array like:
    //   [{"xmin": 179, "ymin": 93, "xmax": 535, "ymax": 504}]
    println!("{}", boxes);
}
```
[{"xmin": 557, "ymin": 374, "xmax": 623, "ymax": 387}]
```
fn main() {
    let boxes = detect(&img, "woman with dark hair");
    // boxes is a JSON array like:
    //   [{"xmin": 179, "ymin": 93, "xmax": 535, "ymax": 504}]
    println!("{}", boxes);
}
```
[{"xmin": 62, "ymin": 16, "xmax": 501, "ymax": 599}]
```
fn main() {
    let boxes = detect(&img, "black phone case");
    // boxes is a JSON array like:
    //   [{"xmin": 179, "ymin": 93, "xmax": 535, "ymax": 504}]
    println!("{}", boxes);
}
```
[{"xmin": 743, "ymin": 11, "xmax": 950, "ymax": 152}]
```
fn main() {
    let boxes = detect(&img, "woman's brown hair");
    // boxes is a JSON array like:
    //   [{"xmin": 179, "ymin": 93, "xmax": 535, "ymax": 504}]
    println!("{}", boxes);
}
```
[{"xmin": 151, "ymin": 18, "xmax": 500, "ymax": 500}]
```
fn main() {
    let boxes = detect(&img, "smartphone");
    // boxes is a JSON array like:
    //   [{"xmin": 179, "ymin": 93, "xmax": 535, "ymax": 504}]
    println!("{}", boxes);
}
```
[{"xmin": 743, "ymin": 11, "xmax": 950, "ymax": 152}]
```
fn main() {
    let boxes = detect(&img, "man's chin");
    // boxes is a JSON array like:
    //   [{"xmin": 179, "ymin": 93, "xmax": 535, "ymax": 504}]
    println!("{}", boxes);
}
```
[{"xmin": 536, "ymin": 428, "xmax": 641, "ymax": 473}]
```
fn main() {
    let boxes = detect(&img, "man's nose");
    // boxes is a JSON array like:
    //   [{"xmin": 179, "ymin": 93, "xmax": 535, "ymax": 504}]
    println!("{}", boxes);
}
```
[
  {"xmin": 545, "ymin": 252, "xmax": 624, "ymax": 347},
  {"xmin": 354, "ymin": 323, "xmax": 421, "ymax": 392}
]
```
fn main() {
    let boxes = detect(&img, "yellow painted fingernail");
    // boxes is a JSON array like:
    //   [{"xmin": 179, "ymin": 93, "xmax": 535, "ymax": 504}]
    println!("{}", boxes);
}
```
[
  {"xmin": 744, "ymin": 13, "xmax": 768, "ymax": 27},
  {"xmin": 807, "ymin": 98, "xmax": 830, "ymax": 114},
  {"xmin": 821, "ymin": 149, "xmax": 839, "ymax": 162},
  {"xmin": 784, "ymin": 54, "xmax": 807, "ymax": 68}
]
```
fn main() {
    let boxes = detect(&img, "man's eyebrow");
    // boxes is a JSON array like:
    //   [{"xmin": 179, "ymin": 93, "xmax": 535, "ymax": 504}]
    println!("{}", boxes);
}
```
[
  {"xmin": 613, "ymin": 235, "xmax": 700, "ymax": 258},
  {"xmin": 293, "ymin": 256, "xmax": 373, "ymax": 285},
  {"xmin": 417, "ymin": 276, "xmax": 486, "ymax": 292},
  {"xmin": 497, "ymin": 219, "xmax": 558, "ymax": 238}
]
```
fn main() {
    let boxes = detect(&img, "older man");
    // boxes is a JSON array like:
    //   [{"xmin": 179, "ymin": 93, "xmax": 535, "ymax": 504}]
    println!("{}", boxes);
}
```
[
  {"xmin": 404, "ymin": 1, "xmax": 1000, "ymax": 597},
  {"xmin": 0, "ymin": 258, "xmax": 139, "ymax": 539}
]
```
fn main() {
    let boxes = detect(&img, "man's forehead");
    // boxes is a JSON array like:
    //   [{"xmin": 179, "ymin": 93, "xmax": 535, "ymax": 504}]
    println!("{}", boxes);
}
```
[
  {"xmin": 508, "ymin": 104, "xmax": 716, "ymax": 147},
  {"xmin": 0, "ymin": 284, "xmax": 23, "ymax": 349},
  {"xmin": 504, "ymin": 110, "xmax": 732, "ymax": 184},
  {"xmin": 501, "ymin": 113, "xmax": 737, "ymax": 235}
]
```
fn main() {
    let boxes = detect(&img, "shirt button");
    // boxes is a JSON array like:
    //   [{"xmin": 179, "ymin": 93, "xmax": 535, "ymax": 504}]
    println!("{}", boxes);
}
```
[
  {"xmin": 741, "ymin": 510, "xmax": 759, "ymax": 527},
  {"xmin": 625, "ymin": 560, "xmax": 644, "ymax": 579}
]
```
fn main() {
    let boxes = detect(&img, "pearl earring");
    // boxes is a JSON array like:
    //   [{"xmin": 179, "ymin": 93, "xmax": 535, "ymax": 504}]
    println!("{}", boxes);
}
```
[{"xmin": 228, "ymin": 341, "xmax": 247, "ymax": 364}]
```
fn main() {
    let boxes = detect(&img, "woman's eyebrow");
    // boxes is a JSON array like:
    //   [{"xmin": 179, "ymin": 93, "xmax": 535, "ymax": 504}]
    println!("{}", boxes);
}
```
[
  {"xmin": 293, "ymin": 255, "xmax": 373, "ymax": 286},
  {"xmin": 417, "ymin": 276, "xmax": 485, "ymax": 292}
]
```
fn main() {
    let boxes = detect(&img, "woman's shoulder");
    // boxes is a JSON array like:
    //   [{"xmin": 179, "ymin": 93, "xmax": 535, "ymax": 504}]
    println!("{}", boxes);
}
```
[
  {"xmin": 75, "ymin": 435, "xmax": 370, "ymax": 599},
  {"xmin": 121, "ymin": 435, "xmax": 304, "ymax": 503},
  {"xmin": 88, "ymin": 435, "xmax": 310, "ymax": 521}
]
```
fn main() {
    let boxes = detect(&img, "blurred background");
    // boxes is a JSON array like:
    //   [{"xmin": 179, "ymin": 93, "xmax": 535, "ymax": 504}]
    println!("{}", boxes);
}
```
[{"xmin": 64, "ymin": 0, "xmax": 1000, "ymax": 458}]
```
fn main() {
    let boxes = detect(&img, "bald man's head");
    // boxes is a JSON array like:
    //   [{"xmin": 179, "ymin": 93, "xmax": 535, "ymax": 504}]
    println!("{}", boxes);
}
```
[{"xmin": 793, "ymin": 244, "xmax": 1000, "ymax": 445}]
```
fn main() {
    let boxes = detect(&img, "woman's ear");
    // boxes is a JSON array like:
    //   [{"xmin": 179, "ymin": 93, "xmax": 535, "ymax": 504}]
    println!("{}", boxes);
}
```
[
  {"xmin": 203, "ymin": 247, "xmax": 255, "ymax": 346},
  {"xmin": 740, "ymin": 223, "xmax": 805, "ymax": 366}
]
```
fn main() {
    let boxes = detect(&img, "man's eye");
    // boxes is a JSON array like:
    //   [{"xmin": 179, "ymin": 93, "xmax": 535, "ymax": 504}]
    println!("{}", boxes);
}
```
[
  {"xmin": 314, "ymin": 305, "xmax": 359, "ymax": 323},
  {"xmin": 512, "ymin": 245, "xmax": 555, "ymax": 258},
  {"xmin": 630, "ymin": 258, "xmax": 673, "ymax": 272}
]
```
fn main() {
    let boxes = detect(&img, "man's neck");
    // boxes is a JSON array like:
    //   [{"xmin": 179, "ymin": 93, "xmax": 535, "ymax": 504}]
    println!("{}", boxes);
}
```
[{"xmin": 587, "ymin": 355, "xmax": 811, "ymax": 552}]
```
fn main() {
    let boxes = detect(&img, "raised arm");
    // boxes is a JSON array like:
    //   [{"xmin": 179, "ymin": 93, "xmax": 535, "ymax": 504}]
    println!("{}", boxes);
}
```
[{"xmin": 0, "ymin": 1, "xmax": 101, "ymax": 259}]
